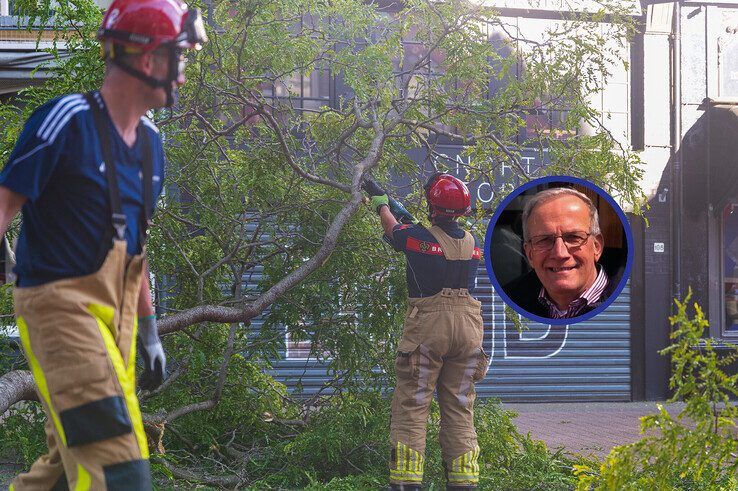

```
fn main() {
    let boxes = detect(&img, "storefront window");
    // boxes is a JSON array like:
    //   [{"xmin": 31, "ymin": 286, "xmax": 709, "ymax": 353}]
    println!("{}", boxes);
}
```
[
  {"xmin": 719, "ymin": 10, "xmax": 738, "ymax": 98},
  {"xmin": 722, "ymin": 203, "xmax": 738, "ymax": 334},
  {"xmin": 285, "ymin": 331, "xmax": 314, "ymax": 359},
  {"xmin": 270, "ymin": 69, "xmax": 331, "ymax": 111}
]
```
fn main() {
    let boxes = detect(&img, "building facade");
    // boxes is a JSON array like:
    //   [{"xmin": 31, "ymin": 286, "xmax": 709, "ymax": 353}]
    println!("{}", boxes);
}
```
[
  {"xmin": 272, "ymin": 0, "xmax": 738, "ymax": 403},
  {"xmin": 271, "ymin": 0, "xmax": 643, "ymax": 402},
  {"xmin": 634, "ymin": 0, "xmax": 738, "ymax": 399},
  {"xmin": 6, "ymin": 0, "xmax": 733, "ymax": 402}
]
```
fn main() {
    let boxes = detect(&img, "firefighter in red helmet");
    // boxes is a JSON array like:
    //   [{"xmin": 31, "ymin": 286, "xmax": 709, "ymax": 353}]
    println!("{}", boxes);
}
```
[
  {"xmin": 0, "ymin": 0, "xmax": 205, "ymax": 489},
  {"xmin": 98, "ymin": 0, "xmax": 207, "ymax": 107},
  {"xmin": 368, "ymin": 173, "xmax": 488, "ymax": 490}
]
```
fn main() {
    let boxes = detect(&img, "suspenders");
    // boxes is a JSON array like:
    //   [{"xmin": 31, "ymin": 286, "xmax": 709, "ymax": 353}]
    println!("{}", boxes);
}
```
[
  {"xmin": 426, "ymin": 226, "xmax": 475, "ymax": 290},
  {"xmin": 84, "ymin": 92, "xmax": 154, "ymax": 265}
]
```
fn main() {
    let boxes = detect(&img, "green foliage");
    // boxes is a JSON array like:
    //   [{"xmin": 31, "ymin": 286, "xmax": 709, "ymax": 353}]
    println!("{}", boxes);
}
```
[
  {"xmin": 0, "ymin": 338, "xmax": 24, "ymax": 375},
  {"xmin": 575, "ymin": 290, "xmax": 738, "ymax": 490},
  {"xmin": 245, "ymin": 392, "xmax": 390, "ymax": 488},
  {"xmin": 0, "ymin": 403, "xmax": 47, "ymax": 466},
  {"xmin": 152, "ymin": 393, "xmax": 580, "ymax": 490},
  {"xmin": 0, "ymin": 283, "xmax": 14, "ymax": 320},
  {"xmin": 474, "ymin": 402, "xmax": 581, "ymax": 490},
  {"xmin": 270, "ymin": 396, "xmax": 575, "ymax": 490},
  {"xmin": 162, "ymin": 354, "xmax": 291, "ymax": 437},
  {"xmin": 0, "ymin": 284, "xmax": 22, "ymax": 375}
]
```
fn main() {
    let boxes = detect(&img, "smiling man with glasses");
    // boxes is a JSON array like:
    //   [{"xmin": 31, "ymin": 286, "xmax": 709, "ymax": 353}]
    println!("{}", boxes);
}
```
[{"xmin": 504, "ymin": 187, "xmax": 616, "ymax": 320}]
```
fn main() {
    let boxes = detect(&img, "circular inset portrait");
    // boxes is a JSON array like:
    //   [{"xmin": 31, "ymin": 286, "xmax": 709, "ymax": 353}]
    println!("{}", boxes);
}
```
[{"xmin": 484, "ymin": 176, "xmax": 633, "ymax": 325}]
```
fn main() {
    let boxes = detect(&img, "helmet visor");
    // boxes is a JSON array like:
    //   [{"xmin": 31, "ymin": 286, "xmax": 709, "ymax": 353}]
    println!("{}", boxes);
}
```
[{"xmin": 177, "ymin": 8, "xmax": 208, "ymax": 49}]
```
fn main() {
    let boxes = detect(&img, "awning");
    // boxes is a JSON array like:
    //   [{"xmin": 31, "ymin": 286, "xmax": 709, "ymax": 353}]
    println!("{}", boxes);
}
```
[
  {"xmin": 0, "ymin": 49, "xmax": 69, "ymax": 94},
  {"xmin": 706, "ymin": 99, "xmax": 738, "ymax": 209}
]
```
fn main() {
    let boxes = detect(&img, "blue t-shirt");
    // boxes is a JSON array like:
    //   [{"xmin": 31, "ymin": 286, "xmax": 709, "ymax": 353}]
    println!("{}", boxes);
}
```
[
  {"xmin": 388, "ymin": 220, "xmax": 482, "ymax": 298},
  {"xmin": 0, "ymin": 92, "xmax": 165, "ymax": 286}
]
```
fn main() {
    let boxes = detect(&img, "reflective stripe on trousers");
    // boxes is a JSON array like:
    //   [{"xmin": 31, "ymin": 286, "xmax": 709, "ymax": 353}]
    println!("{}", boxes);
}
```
[
  {"xmin": 447, "ymin": 446, "xmax": 481, "ymax": 485},
  {"xmin": 10, "ymin": 241, "xmax": 152, "ymax": 491},
  {"xmin": 389, "ymin": 288, "xmax": 487, "ymax": 485}
]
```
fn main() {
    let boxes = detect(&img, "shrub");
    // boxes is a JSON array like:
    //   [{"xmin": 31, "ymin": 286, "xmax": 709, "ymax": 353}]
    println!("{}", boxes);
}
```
[
  {"xmin": 575, "ymin": 290, "xmax": 738, "ymax": 490},
  {"xmin": 0, "ymin": 403, "xmax": 46, "ymax": 467}
]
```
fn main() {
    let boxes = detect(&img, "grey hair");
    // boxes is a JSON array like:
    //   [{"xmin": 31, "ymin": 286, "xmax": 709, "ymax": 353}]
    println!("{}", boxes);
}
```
[{"xmin": 521, "ymin": 187, "xmax": 601, "ymax": 241}]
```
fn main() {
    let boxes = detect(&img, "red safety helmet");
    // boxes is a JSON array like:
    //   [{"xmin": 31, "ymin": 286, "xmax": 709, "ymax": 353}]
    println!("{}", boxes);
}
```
[
  {"xmin": 98, "ymin": 0, "xmax": 208, "ymax": 106},
  {"xmin": 99, "ymin": 0, "xmax": 207, "ymax": 54},
  {"xmin": 424, "ymin": 173, "xmax": 471, "ymax": 217}
]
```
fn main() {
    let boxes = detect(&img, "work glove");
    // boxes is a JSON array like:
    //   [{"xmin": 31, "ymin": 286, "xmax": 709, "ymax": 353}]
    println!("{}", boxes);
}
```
[
  {"xmin": 138, "ymin": 315, "xmax": 166, "ymax": 391},
  {"xmin": 370, "ymin": 194, "xmax": 390, "ymax": 213}
]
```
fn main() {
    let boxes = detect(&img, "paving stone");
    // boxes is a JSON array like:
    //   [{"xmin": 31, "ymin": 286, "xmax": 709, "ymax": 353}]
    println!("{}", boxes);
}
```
[{"xmin": 503, "ymin": 401, "xmax": 686, "ymax": 458}]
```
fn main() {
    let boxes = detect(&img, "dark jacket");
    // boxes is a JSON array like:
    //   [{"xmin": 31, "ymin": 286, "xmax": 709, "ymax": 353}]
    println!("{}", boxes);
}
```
[{"xmin": 502, "ymin": 249, "xmax": 625, "ymax": 319}]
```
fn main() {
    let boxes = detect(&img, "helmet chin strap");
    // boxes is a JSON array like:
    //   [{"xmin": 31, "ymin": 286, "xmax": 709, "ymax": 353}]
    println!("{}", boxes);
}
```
[{"xmin": 111, "ymin": 56, "xmax": 177, "ymax": 107}]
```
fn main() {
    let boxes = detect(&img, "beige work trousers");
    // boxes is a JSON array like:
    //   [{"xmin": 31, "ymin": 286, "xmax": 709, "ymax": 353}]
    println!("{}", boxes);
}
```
[
  {"xmin": 389, "ymin": 290, "xmax": 488, "ymax": 486},
  {"xmin": 389, "ymin": 225, "xmax": 488, "ymax": 487},
  {"xmin": 10, "ymin": 240, "xmax": 151, "ymax": 490}
]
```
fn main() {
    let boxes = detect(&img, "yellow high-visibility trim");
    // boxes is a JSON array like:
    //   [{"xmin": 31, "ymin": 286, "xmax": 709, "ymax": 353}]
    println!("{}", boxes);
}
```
[
  {"xmin": 75, "ymin": 463, "xmax": 91, "ymax": 491},
  {"xmin": 87, "ymin": 303, "xmax": 149, "ymax": 459},
  {"xmin": 9, "ymin": 483, "xmax": 14, "ymax": 490},
  {"xmin": 17, "ymin": 316, "xmax": 67, "ymax": 446},
  {"xmin": 389, "ymin": 472, "xmax": 423, "ymax": 482},
  {"xmin": 390, "ymin": 441, "xmax": 424, "ymax": 483},
  {"xmin": 448, "ymin": 446, "xmax": 481, "ymax": 484}
]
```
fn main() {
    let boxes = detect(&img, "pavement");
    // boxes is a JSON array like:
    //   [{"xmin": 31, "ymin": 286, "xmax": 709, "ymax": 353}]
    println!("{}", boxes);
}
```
[{"xmin": 503, "ymin": 401, "xmax": 685, "ymax": 458}]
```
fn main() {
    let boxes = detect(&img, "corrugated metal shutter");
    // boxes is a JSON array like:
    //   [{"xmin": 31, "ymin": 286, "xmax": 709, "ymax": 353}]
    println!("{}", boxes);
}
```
[
  {"xmin": 266, "ymin": 265, "xmax": 631, "ymax": 402},
  {"xmin": 238, "ymin": 217, "xmax": 631, "ymax": 402},
  {"xmin": 474, "ymin": 269, "xmax": 631, "ymax": 402},
  {"xmin": 241, "ymin": 263, "xmax": 339, "ymax": 397}
]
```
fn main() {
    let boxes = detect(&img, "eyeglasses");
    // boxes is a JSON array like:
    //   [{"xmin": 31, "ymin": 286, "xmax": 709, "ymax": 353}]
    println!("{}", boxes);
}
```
[{"xmin": 527, "ymin": 231, "xmax": 592, "ymax": 252}]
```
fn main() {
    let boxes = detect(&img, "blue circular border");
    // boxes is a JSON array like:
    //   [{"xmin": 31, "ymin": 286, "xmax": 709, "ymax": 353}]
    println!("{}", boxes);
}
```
[{"xmin": 483, "ymin": 175, "xmax": 634, "ymax": 326}]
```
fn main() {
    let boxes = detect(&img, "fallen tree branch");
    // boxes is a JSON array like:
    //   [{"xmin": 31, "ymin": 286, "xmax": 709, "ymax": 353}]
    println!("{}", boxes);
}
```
[
  {"xmin": 158, "ymin": 127, "xmax": 386, "ymax": 337},
  {"xmin": 0, "ymin": 370, "xmax": 37, "ymax": 415},
  {"xmin": 159, "ymin": 459, "xmax": 245, "ymax": 488}
]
